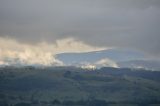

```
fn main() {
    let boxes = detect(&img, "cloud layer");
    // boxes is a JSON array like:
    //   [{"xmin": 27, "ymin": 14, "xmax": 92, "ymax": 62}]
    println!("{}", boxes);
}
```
[
  {"xmin": 0, "ymin": 0, "xmax": 160, "ymax": 61},
  {"xmin": 0, "ymin": 37, "xmax": 104, "ymax": 66}
]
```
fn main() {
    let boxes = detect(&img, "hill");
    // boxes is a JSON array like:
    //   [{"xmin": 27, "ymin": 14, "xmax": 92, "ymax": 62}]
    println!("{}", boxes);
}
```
[{"xmin": 0, "ymin": 66, "xmax": 160, "ymax": 106}]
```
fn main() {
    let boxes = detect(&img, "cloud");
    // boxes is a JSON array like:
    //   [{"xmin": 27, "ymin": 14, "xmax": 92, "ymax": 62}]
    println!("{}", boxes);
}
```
[
  {"xmin": 0, "ymin": 0, "xmax": 160, "ymax": 58},
  {"xmin": 0, "ymin": 37, "xmax": 104, "ymax": 66},
  {"xmin": 95, "ymin": 58, "xmax": 119, "ymax": 68},
  {"xmin": 74, "ymin": 58, "xmax": 119, "ymax": 70},
  {"xmin": 81, "ymin": 64, "xmax": 96, "ymax": 70},
  {"xmin": 0, "ymin": 37, "xmax": 61, "ymax": 66},
  {"xmin": 77, "ymin": 58, "xmax": 119, "ymax": 69}
]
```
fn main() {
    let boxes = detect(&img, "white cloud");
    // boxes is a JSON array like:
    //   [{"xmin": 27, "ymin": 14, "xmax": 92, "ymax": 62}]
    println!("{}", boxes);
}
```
[
  {"xmin": 76, "ymin": 58, "xmax": 119, "ymax": 69},
  {"xmin": 81, "ymin": 64, "xmax": 96, "ymax": 70},
  {"xmin": 95, "ymin": 58, "xmax": 119, "ymax": 68},
  {"xmin": 0, "ymin": 37, "xmax": 105, "ymax": 66}
]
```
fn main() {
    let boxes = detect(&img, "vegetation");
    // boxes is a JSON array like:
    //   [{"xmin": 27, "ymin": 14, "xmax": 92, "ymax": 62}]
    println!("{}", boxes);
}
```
[{"xmin": 0, "ymin": 66, "xmax": 160, "ymax": 106}]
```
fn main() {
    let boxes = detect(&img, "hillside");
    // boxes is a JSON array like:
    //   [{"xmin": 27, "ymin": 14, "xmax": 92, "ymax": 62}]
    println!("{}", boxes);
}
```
[{"xmin": 0, "ymin": 66, "xmax": 160, "ymax": 106}]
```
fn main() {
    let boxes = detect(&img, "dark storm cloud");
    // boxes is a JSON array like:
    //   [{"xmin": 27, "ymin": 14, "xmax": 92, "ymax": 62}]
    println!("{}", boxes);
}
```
[{"xmin": 0, "ymin": 0, "xmax": 160, "ymax": 56}]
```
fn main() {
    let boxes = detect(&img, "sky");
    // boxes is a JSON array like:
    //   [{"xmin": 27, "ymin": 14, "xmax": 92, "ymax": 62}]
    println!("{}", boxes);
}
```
[{"xmin": 0, "ymin": 0, "xmax": 160, "ymax": 66}]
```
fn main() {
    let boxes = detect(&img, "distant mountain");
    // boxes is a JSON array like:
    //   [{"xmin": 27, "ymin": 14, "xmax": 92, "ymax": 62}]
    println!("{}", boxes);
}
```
[
  {"xmin": 56, "ymin": 49, "xmax": 145, "ymax": 64},
  {"xmin": 56, "ymin": 49, "xmax": 145, "ymax": 63},
  {"xmin": 56, "ymin": 49, "xmax": 160, "ymax": 70},
  {"xmin": 118, "ymin": 60, "xmax": 160, "ymax": 71}
]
